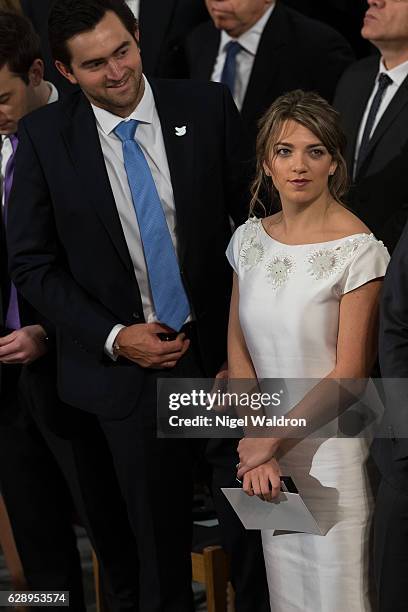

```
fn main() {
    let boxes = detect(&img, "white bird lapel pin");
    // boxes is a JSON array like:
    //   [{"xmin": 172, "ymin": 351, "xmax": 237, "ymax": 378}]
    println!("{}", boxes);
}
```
[{"xmin": 175, "ymin": 125, "xmax": 187, "ymax": 137}]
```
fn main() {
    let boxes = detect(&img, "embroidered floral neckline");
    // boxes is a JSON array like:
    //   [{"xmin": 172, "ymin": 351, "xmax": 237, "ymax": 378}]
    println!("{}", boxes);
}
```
[
  {"xmin": 258, "ymin": 217, "xmax": 373, "ymax": 247},
  {"xmin": 238, "ymin": 217, "xmax": 386, "ymax": 289}
]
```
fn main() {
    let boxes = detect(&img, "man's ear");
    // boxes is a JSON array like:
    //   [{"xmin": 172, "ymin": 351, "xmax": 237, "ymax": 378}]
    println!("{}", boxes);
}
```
[
  {"xmin": 28, "ymin": 58, "xmax": 45, "ymax": 87},
  {"xmin": 55, "ymin": 60, "xmax": 78, "ymax": 85},
  {"xmin": 134, "ymin": 27, "xmax": 140, "ymax": 49}
]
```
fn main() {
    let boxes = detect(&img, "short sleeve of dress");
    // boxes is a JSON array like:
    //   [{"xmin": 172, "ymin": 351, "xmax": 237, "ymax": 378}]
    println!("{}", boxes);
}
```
[
  {"xmin": 226, "ymin": 223, "xmax": 246, "ymax": 274},
  {"xmin": 341, "ymin": 236, "xmax": 390, "ymax": 295}
]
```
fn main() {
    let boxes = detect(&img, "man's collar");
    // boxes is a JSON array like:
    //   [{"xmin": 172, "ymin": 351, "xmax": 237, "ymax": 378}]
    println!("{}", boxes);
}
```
[
  {"xmin": 47, "ymin": 81, "xmax": 59, "ymax": 104},
  {"xmin": 92, "ymin": 75, "xmax": 154, "ymax": 135},
  {"xmin": 378, "ymin": 57, "xmax": 408, "ymax": 88},
  {"xmin": 220, "ymin": 3, "xmax": 275, "ymax": 56}
]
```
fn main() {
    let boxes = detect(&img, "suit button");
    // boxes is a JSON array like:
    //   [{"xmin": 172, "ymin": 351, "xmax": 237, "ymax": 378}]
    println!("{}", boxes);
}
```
[{"xmin": 132, "ymin": 312, "xmax": 141, "ymax": 320}]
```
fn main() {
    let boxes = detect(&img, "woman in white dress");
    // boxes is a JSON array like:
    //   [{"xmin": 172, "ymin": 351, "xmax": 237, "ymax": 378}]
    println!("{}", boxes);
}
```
[{"xmin": 227, "ymin": 90, "xmax": 390, "ymax": 611}]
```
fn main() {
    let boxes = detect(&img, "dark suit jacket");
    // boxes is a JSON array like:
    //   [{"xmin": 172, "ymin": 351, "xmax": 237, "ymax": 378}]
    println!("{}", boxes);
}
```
[
  {"xmin": 281, "ymin": 0, "xmax": 371, "ymax": 58},
  {"xmin": 0, "ymin": 203, "xmax": 40, "ymax": 336},
  {"xmin": 334, "ymin": 56, "xmax": 408, "ymax": 252},
  {"xmin": 138, "ymin": 0, "xmax": 209, "ymax": 78},
  {"xmin": 0, "ymin": 159, "xmax": 57, "ymax": 427},
  {"xmin": 375, "ymin": 220, "xmax": 408, "ymax": 491},
  {"xmin": 186, "ymin": 2, "xmax": 354, "ymax": 149},
  {"xmin": 7, "ymin": 79, "xmax": 250, "ymax": 419},
  {"xmin": 21, "ymin": 0, "xmax": 209, "ymax": 89}
]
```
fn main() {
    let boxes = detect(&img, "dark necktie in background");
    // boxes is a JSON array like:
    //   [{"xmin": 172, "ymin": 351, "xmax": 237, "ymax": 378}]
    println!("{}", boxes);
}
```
[
  {"xmin": 3, "ymin": 134, "xmax": 21, "ymax": 331},
  {"xmin": 115, "ymin": 119, "xmax": 190, "ymax": 332},
  {"xmin": 220, "ymin": 41, "xmax": 242, "ymax": 96},
  {"xmin": 354, "ymin": 73, "xmax": 393, "ymax": 179}
]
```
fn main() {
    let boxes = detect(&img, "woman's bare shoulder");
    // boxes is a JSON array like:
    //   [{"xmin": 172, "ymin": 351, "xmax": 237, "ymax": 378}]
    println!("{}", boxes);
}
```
[{"xmin": 329, "ymin": 205, "xmax": 371, "ymax": 237}]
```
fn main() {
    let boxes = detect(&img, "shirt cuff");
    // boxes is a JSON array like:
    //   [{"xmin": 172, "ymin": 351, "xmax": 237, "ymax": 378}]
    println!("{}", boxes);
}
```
[{"xmin": 104, "ymin": 324, "xmax": 126, "ymax": 361}]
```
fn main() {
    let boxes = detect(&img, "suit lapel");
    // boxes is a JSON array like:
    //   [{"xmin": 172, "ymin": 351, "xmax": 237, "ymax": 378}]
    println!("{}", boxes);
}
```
[
  {"xmin": 241, "ymin": 4, "xmax": 287, "ymax": 123},
  {"xmin": 358, "ymin": 75, "xmax": 408, "ymax": 178},
  {"xmin": 343, "ymin": 65, "xmax": 377, "ymax": 173},
  {"xmin": 61, "ymin": 94, "xmax": 133, "ymax": 272},
  {"xmin": 139, "ymin": 0, "xmax": 176, "ymax": 75},
  {"xmin": 149, "ymin": 79, "xmax": 194, "ymax": 263}
]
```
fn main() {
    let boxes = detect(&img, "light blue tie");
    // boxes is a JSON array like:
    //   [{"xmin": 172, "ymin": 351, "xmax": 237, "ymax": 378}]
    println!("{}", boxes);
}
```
[
  {"xmin": 115, "ymin": 119, "xmax": 190, "ymax": 331},
  {"xmin": 220, "ymin": 41, "xmax": 242, "ymax": 95}
]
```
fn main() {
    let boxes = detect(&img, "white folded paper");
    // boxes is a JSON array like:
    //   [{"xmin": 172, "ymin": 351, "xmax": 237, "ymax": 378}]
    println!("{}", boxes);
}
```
[{"xmin": 222, "ymin": 485, "xmax": 322, "ymax": 534}]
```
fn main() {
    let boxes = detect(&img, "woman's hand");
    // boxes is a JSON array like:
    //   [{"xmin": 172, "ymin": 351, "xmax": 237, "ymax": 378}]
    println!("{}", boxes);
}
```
[
  {"xmin": 237, "ymin": 437, "xmax": 280, "ymax": 478},
  {"xmin": 242, "ymin": 458, "xmax": 282, "ymax": 502}
]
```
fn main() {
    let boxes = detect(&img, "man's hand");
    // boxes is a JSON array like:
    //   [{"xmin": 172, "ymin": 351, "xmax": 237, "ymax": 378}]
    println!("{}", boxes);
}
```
[
  {"xmin": 0, "ymin": 325, "xmax": 48, "ymax": 364},
  {"xmin": 242, "ymin": 458, "xmax": 282, "ymax": 502},
  {"xmin": 237, "ymin": 437, "xmax": 280, "ymax": 478},
  {"xmin": 114, "ymin": 323, "xmax": 190, "ymax": 368}
]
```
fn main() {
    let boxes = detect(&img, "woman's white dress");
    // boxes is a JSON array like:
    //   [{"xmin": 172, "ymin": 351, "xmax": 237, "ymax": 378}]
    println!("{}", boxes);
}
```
[{"xmin": 226, "ymin": 218, "xmax": 390, "ymax": 612}]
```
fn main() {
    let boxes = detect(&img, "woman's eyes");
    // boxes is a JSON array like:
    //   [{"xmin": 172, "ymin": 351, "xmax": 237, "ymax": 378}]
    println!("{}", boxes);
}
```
[
  {"xmin": 309, "ymin": 148, "xmax": 325, "ymax": 158},
  {"xmin": 276, "ymin": 148, "xmax": 326, "ymax": 158}
]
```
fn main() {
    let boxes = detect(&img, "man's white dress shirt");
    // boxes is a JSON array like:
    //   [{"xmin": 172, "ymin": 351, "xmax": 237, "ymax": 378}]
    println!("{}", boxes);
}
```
[
  {"xmin": 211, "ymin": 4, "xmax": 275, "ymax": 111},
  {"xmin": 126, "ymin": 0, "xmax": 140, "ymax": 18},
  {"xmin": 92, "ymin": 76, "xmax": 190, "ymax": 355},
  {"xmin": 354, "ymin": 58, "xmax": 408, "ymax": 175}
]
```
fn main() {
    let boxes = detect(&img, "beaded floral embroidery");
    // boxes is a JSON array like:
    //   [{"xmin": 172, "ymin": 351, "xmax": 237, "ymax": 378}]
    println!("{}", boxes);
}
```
[
  {"xmin": 266, "ymin": 255, "xmax": 295, "ymax": 288},
  {"xmin": 240, "ymin": 242, "xmax": 265, "ymax": 269},
  {"xmin": 241, "ymin": 217, "xmax": 260, "ymax": 242},
  {"xmin": 307, "ymin": 234, "xmax": 377, "ymax": 280},
  {"xmin": 307, "ymin": 249, "xmax": 340, "ymax": 280},
  {"xmin": 239, "ymin": 218, "xmax": 265, "ymax": 270}
]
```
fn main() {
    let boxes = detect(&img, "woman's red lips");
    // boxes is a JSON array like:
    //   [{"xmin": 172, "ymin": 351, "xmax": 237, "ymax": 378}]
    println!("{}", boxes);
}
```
[{"xmin": 290, "ymin": 179, "xmax": 310, "ymax": 184}]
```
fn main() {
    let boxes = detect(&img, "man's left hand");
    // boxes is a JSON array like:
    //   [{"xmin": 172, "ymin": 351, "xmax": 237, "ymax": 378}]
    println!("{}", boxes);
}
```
[{"xmin": 0, "ymin": 325, "xmax": 48, "ymax": 364}]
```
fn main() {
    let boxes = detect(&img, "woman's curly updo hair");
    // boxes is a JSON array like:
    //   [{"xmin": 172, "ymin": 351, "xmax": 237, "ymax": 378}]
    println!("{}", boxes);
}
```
[{"xmin": 249, "ymin": 89, "xmax": 349, "ymax": 216}]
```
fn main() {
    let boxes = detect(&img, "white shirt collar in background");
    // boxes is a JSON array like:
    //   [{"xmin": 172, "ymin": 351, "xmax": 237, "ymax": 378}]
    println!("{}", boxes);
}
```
[
  {"xmin": 220, "ymin": 3, "xmax": 275, "ymax": 58},
  {"xmin": 379, "ymin": 56, "xmax": 408, "ymax": 88},
  {"xmin": 211, "ymin": 3, "xmax": 275, "ymax": 111},
  {"xmin": 354, "ymin": 57, "xmax": 408, "ymax": 176},
  {"xmin": 126, "ymin": 0, "xmax": 140, "ymax": 18}
]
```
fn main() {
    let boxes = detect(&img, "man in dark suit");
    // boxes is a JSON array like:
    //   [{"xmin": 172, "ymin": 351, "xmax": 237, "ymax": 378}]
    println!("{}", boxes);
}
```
[
  {"xmin": 6, "ymin": 1, "xmax": 269, "ymax": 610},
  {"xmin": 334, "ymin": 0, "xmax": 408, "ymax": 253},
  {"xmin": 0, "ymin": 12, "xmax": 85, "ymax": 606},
  {"xmin": 334, "ymin": 2, "xmax": 408, "ymax": 608},
  {"xmin": 377, "ymin": 220, "xmax": 408, "ymax": 612},
  {"xmin": 21, "ymin": 0, "xmax": 209, "ymax": 92},
  {"xmin": 0, "ymin": 11, "xmax": 141, "ymax": 611},
  {"xmin": 186, "ymin": 0, "xmax": 354, "ymax": 150}
]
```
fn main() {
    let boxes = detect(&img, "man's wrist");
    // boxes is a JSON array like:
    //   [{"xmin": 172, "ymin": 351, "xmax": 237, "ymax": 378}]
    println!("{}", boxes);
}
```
[
  {"xmin": 105, "ymin": 324, "xmax": 125, "ymax": 361},
  {"xmin": 113, "ymin": 334, "xmax": 123, "ymax": 357}
]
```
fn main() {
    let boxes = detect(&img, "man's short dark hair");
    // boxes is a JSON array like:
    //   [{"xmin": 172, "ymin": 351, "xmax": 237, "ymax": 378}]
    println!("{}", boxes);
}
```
[
  {"xmin": 49, "ymin": 0, "xmax": 138, "ymax": 68},
  {"xmin": 0, "ymin": 11, "xmax": 42, "ymax": 85}
]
